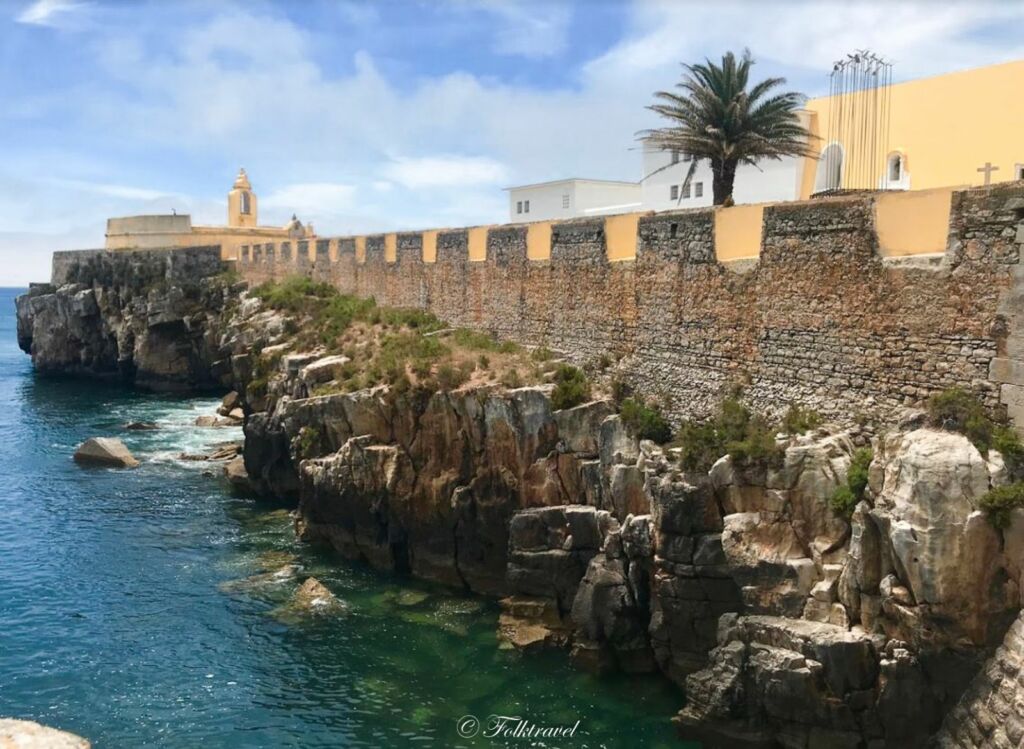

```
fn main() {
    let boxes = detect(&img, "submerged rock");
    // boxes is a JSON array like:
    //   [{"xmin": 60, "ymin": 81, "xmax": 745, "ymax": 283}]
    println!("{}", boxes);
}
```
[
  {"xmin": 288, "ymin": 577, "xmax": 346, "ymax": 616},
  {"xmin": 123, "ymin": 421, "xmax": 159, "ymax": 431},
  {"xmin": 195, "ymin": 414, "xmax": 241, "ymax": 427},
  {"xmin": 0, "ymin": 719, "xmax": 90, "ymax": 749},
  {"xmin": 73, "ymin": 437, "xmax": 139, "ymax": 468}
]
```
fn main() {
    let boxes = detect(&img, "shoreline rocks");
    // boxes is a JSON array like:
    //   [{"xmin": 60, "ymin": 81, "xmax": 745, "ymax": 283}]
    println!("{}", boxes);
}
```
[
  {"xmin": 73, "ymin": 437, "xmax": 139, "ymax": 468},
  {"xmin": 0, "ymin": 719, "xmax": 90, "ymax": 748}
]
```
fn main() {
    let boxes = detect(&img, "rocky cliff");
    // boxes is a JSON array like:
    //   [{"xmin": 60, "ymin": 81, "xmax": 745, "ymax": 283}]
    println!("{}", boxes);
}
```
[{"xmin": 17, "ymin": 249, "xmax": 1024, "ymax": 747}]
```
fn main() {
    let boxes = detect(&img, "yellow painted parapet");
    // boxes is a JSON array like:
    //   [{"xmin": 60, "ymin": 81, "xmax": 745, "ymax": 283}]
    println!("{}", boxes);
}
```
[
  {"xmin": 605, "ymin": 213, "xmax": 643, "ymax": 261},
  {"xmin": 422, "ymin": 230, "xmax": 438, "ymax": 263},
  {"xmin": 468, "ymin": 227, "xmax": 488, "ymax": 261},
  {"xmin": 715, "ymin": 204, "xmax": 764, "ymax": 261},
  {"xmin": 526, "ymin": 222, "xmax": 552, "ymax": 260},
  {"xmin": 355, "ymin": 236, "xmax": 366, "ymax": 264},
  {"xmin": 385, "ymin": 233, "xmax": 397, "ymax": 263},
  {"xmin": 875, "ymin": 187, "xmax": 956, "ymax": 256}
]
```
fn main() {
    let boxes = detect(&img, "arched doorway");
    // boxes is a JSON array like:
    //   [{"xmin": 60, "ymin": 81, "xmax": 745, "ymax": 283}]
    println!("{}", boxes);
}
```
[{"xmin": 814, "ymin": 143, "xmax": 844, "ymax": 193}]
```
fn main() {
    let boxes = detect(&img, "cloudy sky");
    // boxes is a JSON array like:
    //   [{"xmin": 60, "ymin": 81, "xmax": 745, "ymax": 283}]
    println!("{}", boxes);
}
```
[{"xmin": 1, "ymin": 0, "xmax": 1022, "ymax": 284}]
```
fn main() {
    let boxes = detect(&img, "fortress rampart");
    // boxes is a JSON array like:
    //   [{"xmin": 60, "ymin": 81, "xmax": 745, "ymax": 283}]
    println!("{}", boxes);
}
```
[
  {"xmin": 231, "ymin": 184, "xmax": 1024, "ymax": 423},
  {"xmin": 46, "ymin": 185, "xmax": 1024, "ymax": 423}
]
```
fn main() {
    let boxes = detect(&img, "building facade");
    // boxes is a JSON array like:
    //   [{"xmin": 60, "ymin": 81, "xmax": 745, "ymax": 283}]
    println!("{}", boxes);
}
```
[
  {"xmin": 105, "ymin": 169, "xmax": 310, "ymax": 260},
  {"xmin": 505, "ymin": 59, "xmax": 1024, "ymax": 222}
]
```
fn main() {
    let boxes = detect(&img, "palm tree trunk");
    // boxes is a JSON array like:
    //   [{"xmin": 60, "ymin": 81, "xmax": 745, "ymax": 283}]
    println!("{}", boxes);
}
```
[{"xmin": 711, "ymin": 158, "xmax": 738, "ymax": 206}]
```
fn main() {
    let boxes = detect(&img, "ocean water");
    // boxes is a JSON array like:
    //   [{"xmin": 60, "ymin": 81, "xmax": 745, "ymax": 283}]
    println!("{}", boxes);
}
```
[{"xmin": 0, "ymin": 288, "xmax": 688, "ymax": 748}]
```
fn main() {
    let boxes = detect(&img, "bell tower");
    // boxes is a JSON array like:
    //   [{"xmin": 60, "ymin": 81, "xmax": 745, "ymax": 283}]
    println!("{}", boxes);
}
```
[{"xmin": 227, "ymin": 168, "xmax": 257, "ymax": 227}]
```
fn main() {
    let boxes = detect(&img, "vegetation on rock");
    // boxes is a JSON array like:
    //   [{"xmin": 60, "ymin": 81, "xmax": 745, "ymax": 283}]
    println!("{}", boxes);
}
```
[
  {"xmin": 979, "ymin": 483, "xmax": 1024, "ymax": 529},
  {"xmin": 676, "ymin": 393, "xmax": 780, "ymax": 471},
  {"xmin": 619, "ymin": 397, "xmax": 672, "ymax": 444},
  {"xmin": 782, "ymin": 403, "xmax": 822, "ymax": 435},
  {"xmin": 550, "ymin": 364, "xmax": 591, "ymax": 410},
  {"xmin": 829, "ymin": 447, "xmax": 873, "ymax": 519}
]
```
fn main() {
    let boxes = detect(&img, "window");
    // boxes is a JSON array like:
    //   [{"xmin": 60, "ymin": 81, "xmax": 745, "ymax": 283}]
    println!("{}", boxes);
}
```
[
  {"xmin": 517, "ymin": 201, "xmax": 523, "ymax": 214},
  {"xmin": 562, "ymin": 193, "xmax": 570, "ymax": 209},
  {"xmin": 240, "ymin": 191, "xmax": 251, "ymax": 215},
  {"xmin": 524, "ymin": 200, "xmax": 530, "ymax": 213},
  {"xmin": 671, "ymin": 150, "xmax": 680, "ymax": 165},
  {"xmin": 683, "ymin": 182, "xmax": 692, "ymax": 199},
  {"xmin": 670, "ymin": 185, "xmax": 679, "ymax": 201},
  {"xmin": 1017, "ymin": 164, "xmax": 1024, "ymax": 181},
  {"xmin": 887, "ymin": 152, "xmax": 904, "ymax": 182},
  {"xmin": 694, "ymin": 182, "xmax": 704, "ymax": 198}
]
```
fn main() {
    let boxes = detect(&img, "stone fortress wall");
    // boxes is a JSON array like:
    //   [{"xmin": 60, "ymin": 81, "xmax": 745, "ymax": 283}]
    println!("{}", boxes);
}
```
[{"xmin": 228, "ymin": 183, "xmax": 1024, "ymax": 425}]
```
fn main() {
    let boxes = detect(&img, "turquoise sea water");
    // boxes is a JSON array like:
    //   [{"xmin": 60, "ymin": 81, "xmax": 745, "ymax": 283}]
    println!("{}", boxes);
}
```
[{"xmin": 0, "ymin": 288, "xmax": 688, "ymax": 748}]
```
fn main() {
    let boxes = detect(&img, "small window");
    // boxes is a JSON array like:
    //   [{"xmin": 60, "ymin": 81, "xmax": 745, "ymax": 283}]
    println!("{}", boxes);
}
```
[
  {"xmin": 562, "ymin": 193, "xmax": 570, "ymax": 209},
  {"xmin": 683, "ymin": 182, "xmax": 691, "ymax": 199},
  {"xmin": 517, "ymin": 201, "xmax": 523, "ymax": 214},
  {"xmin": 888, "ymin": 153, "xmax": 903, "ymax": 182},
  {"xmin": 671, "ymin": 150, "xmax": 680, "ymax": 165},
  {"xmin": 670, "ymin": 185, "xmax": 679, "ymax": 201},
  {"xmin": 524, "ymin": 200, "xmax": 530, "ymax": 213},
  {"xmin": 694, "ymin": 182, "xmax": 704, "ymax": 198},
  {"xmin": 1016, "ymin": 164, "xmax": 1024, "ymax": 181},
  {"xmin": 240, "ymin": 191, "xmax": 251, "ymax": 215}
]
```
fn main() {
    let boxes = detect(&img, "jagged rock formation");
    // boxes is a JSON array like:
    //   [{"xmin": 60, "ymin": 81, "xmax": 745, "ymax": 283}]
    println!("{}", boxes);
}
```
[
  {"xmin": 17, "ymin": 248, "xmax": 1024, "ymax": 747},
  {"xmin": 16, "ymin": 247, "xmax": 233, "ymax": 390}
]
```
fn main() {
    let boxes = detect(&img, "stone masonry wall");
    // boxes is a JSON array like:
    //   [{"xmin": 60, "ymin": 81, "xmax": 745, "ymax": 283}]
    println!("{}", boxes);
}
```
[{"xmin": 237, "ymin": 184, "xmax": 1024, "ymax": 424}]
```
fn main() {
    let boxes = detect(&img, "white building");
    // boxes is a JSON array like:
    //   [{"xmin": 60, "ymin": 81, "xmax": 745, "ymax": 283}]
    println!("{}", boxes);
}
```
[
  {"xmin": 505, "ymin": 113, "xmax": 811, "ymax": 222},
  {"xmin": 504, "ymin": 179, "xmax": 642, "ymax": 223}
]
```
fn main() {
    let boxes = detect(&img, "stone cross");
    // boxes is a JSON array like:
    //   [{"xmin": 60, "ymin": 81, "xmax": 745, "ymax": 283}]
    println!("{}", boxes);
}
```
[{"xmin": 977, "ymin": 162, "xmax": 1000, "ymax": 185}]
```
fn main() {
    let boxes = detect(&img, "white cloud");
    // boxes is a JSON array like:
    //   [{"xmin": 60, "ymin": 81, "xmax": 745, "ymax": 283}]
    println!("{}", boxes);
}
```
[
  {"xmin": 261, "ymin": 183, "xmax": 357, "ymax": 218},
  {"xmin": 5, "ymin": 0, "xmax": 1024, "ymax": 285},
  {"xmin": 48, "ymin": 178, "xmax": 178, "ymax": 201},
  {"xmin": 383, "ymin": 155, "xmax": 510, "ymax": 189},
  {"xmin": 15, "ymin": 0, "xmax": 87, "ymax": 27}
]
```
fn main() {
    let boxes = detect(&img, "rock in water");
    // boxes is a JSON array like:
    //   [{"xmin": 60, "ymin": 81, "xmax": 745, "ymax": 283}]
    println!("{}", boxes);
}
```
[
  {"xmin": 73, "ymin": 437, "xmax": 139, "ymax": 468},
  {"xmin": 0, "ymin": 719, "xmax": 90, "ymax": 748},
  {"xmin": 123, "ymin": 421, "xmax": 159, "ymax": 431},
  {"xmin": 292, "ymin": 577, "xmax": 344, "ymax": 613},
  {"xmin": 216, "ymin": 390, "xmax": 241, "ymax": 416},
  {"xmin": 223, "ymin": 456, "xmax": 254, "ymax": 492},
  {"xmin": 194, "ymin": 415, "xmax": 239, "ymax": 427}
]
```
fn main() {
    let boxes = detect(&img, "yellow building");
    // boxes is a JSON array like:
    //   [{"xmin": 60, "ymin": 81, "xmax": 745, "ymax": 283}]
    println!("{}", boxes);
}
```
[
  {"xmin": 800, "ymin": 59, "xmax": 1024, "ymax": 198},
  {"xmin": 105, "ymin": 169, "xmax": 312, "ymax": 260}
]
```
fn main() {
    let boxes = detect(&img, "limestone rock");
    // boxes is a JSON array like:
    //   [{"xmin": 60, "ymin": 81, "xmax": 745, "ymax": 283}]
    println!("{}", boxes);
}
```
[
  {"xmin": 217, "ymin": 390, "xmax": 241, "ymax": 416},
  {"xmin": 73, "ymin": 437, "xmax": 139, "ymax": 468},
  {"xmin": 224, "ymin": 456, "xmax": 254, "ymax": 492},
  {"xmin": 291, "ymin": 577, "xmax": 345, "ymax": 613},
  {"xmin": 0, "ymin": 719, "xmax": 90, "ymax": 749},
  {"xmin": 555, "ymin": 399, "xmax": 614, "ymax": 456}
]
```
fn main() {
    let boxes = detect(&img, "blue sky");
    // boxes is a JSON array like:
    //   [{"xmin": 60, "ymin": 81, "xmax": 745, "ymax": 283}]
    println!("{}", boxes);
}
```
[{"xmin": 2, "ymin": 0, "xmax": 1023, "ymax": 284}]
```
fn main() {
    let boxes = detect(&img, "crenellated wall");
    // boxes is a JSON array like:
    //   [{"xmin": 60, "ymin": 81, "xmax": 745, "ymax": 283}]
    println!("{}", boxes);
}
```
[{"xmin": 238, "ymin": 185, "xmax": 1024, "ymax": 422}]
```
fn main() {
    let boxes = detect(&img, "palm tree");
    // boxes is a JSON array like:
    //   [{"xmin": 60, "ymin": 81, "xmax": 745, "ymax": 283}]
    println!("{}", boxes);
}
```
[{"xmin": 643, "ymin": 50, "xmax": 814, "ymax": 206}]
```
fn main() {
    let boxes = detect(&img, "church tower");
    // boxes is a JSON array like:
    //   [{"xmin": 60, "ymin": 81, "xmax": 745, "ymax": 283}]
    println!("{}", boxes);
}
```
[{"xmin": 227, "ymin": 168, "xmax": 257, "ymax": 228}]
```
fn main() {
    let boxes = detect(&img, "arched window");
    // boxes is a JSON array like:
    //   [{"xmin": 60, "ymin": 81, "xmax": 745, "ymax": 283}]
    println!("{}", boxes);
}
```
[
  {"xmin": 888, "ymin": 153, "xmax": 902, "ymax": 182},
  {"xmin": 240, "ymin": 191, "xmax": 251, "ymax": 215},
  {"xmin": 814, "ymin": 143, "xmax": 844, "ymax": 193}
]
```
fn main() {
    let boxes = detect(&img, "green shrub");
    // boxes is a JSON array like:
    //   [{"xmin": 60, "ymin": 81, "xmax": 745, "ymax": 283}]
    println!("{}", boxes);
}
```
[
  {"xmin": 847, "ymin": 448, "xmax": 873, "ymax": 499},
  {"xmin": 550, "ymin": 364, "xmax": 591, "ymax": 410},
  {"xmin": 436, "ymin": 363, "xmax": 469, "ymax": 391},
  {"xmin": 295, "ymin": 425, "xmax": 321, "ymax": 460},
  {"xmin": 993, "ymin": 426, "xmax": 1024, "ymax": 478},
  {"xmin": 827, "ymin": 447, "xmax": 873, "ymax": 519},
  {"xmin": 252, "ymin": 276, "xmax": 336, "ymax": 312},
  {"xmin": 620, "ymin": 398, "xmax": 672, "ymax": 444},
  {"xmin": 477, "ymin": 354, "xmax": 490, "ymax": 370},
  {"xmin": 500, "ymin": 369, "xmax": 523, "ymax": 389},
  {"xmin": 829, "ymin": 485, "xmax": 859, "ymax": 518},
  {"xmin": 979, "ymin": 482, "xmax": 1024, "ymax": 529},
  {"xmin": 453, "ymin": 328, "xmax": 501, "ymax": 351},
  {"xmin": 675, "ymin": 394, "xmax": 781, "ymax": 472},
  {"xmin": 676, "ymin": 421, "xmax": 726, "ymax": 473},
  {"xmin": 596, "ymin": 353, "xmax": 612, "ymax": 371},
  {"xmin": 927, "ymin": 388, "xmax": 993, "ymax": 451},
  {"xmin": 727, "ymin": 415, "xmax": 781, "ymax": 467},
  {"xmin": 782, "ymin": 403, "xmax": 823, "ymax": 435}
]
